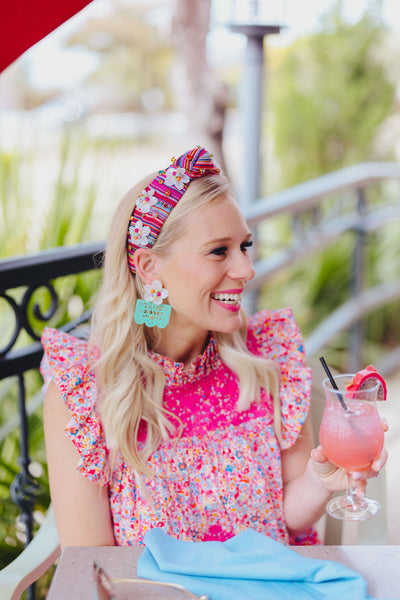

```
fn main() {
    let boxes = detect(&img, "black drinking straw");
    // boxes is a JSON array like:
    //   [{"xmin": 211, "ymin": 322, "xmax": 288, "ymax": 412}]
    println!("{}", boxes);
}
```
[{"xmin": 319, "ymin": 356, "xmax": 349, "ymax": 411}]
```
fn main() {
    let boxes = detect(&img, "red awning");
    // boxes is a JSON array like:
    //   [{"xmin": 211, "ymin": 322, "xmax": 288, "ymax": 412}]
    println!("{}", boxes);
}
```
[{"xmin": 0, "ymin": 0, "xmax": 94, "ymax": 73}]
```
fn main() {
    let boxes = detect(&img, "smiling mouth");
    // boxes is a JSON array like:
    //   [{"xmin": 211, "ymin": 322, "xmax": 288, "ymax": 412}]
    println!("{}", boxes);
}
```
[{"xmin": 211, "ymin": 292, "xmax": 242, "ymax": 304}]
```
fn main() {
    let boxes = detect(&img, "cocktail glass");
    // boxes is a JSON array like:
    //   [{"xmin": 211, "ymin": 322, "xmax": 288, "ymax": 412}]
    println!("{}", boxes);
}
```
[{"xmin": 319, "ymin": 374, "xmax": 384, "ymax": 520}]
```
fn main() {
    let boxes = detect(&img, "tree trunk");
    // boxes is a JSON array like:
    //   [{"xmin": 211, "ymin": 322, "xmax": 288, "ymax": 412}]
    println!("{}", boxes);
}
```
[{"xmin": 171, "ymin": 0, "xmax": 230, "ymax": 176}]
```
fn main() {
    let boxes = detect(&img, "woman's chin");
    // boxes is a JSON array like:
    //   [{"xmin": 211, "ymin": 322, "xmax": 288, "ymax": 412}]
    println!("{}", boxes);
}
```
[{"xmin": 212, "ymin": 312, "xmax": 243, "ymax": 334}]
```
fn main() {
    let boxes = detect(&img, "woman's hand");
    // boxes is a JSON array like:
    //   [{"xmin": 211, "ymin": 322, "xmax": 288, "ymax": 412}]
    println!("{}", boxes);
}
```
[
  {"xmin": 282, "ymin": 416, "xmax": 387, "ymax": 534},
  {"xmin": 310, "ymin": 446, "xmax": 349, "ymax": 491}
]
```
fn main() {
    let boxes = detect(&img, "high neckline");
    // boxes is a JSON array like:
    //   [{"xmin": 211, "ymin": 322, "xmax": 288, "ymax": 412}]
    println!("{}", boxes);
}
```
[{"xmin": 148, "ymin": 336, "xmax": 220, "ymax": 386}]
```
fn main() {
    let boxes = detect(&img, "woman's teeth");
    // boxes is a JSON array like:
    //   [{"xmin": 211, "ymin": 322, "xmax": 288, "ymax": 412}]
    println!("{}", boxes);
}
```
[{"xmin": 212, "ymin": 293, "xmax": 242, "ymax": 303}]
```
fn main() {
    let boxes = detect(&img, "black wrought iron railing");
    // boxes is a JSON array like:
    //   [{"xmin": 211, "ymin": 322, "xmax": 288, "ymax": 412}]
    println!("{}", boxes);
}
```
[
  {"xmin": 0, "ymin": 241, "xmax": 104, "ymax": 551},
  {"xmin": 0, "ymin": 162, "xmax": 400, "ymax": 596}
]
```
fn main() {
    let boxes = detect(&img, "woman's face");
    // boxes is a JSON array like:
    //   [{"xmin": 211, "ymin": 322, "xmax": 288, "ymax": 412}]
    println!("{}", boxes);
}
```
[{"xmin": 158, "ymin": 195, "xmax": 255, "ymax": 339}]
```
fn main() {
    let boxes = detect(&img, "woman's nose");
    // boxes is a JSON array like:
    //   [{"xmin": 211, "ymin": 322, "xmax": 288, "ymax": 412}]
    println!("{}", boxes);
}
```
[{"xmin": 229, "ymin": 252, "xmax": 255, "ymax": 282}]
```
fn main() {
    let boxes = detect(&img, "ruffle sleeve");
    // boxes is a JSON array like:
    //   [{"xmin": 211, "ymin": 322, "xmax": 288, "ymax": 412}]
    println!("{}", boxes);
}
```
[
  {"xmin": 247, "ymin": 308, "xmax": 312, "ymax": 449},
  {"xmin": 40, "ymin": 327, "xmax": 109, "ymax": 485}
]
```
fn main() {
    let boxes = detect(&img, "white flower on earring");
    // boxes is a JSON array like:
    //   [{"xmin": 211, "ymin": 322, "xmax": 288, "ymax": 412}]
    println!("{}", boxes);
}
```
[
  {"xmin": 164, "ymin": 166, "xmax": 190, "ymax": 190},
  {"xmin": 136, "ymin": 188, "xmax": 158, "ymax": 213},
  {"xmin": 144, "ymin": 280, "xmax": 168, "ymax": 305},
  {"xmin": 129, "ymin": 220, "xmax": 151, "ymax": 246}
]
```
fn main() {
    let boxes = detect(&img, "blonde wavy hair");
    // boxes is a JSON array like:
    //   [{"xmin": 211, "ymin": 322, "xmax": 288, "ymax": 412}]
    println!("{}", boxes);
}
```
[{"xmin": 89, "ymin": 172, "xmax": 281, "ymax": 475}]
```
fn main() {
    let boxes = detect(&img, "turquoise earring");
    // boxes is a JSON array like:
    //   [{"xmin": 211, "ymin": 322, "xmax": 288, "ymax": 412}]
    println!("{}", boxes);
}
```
[{"xmin": 134, "ymin": 280, "xmax": 171, "ymax": 328}]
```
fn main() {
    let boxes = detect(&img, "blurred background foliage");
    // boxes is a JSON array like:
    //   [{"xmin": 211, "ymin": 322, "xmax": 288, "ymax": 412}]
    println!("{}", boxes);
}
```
[
  {"xmin": 1, "ymin": 0, "xmax": 400, "ymax": 592},
  {"xmin": 270, "ymin": 1, "xmax": 396, "ymax": 187},
  {"xmin": 0, "ymin": 122, "xmax": 102, "ymax": 592},
  {"xmin": 65, "ymin": 3, "xmax": 175, "ymax": 113},
  {"xmin": 262, "ymin": 0, "xmax": 400, "ymax": 367}
]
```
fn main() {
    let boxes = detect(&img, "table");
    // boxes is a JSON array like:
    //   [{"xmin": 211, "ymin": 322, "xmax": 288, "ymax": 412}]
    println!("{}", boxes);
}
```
[{"xmin": 47, "ymin": 545, "xmax": 400, "ymax": 599}]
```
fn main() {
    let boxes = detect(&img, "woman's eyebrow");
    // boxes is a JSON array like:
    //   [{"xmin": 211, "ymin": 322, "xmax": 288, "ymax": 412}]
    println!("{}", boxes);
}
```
[
  {"xmin": 203, "ymin": 237, "xmax": 231, "ymax": 246},
  {"xmin": 203, "ymin": 232, "xmax": 252, "ymax": 247}
]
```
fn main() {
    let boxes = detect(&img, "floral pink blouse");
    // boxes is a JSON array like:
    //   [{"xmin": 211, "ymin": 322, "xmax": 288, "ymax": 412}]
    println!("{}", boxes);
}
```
[{"xmin": 41, "ymin": 307, "xmax": 319, "ymax": 546}]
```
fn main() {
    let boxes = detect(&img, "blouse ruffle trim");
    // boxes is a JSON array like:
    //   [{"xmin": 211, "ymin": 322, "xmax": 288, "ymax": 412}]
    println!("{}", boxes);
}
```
[
  {"xmin": 40, "ymin": 327, "xmax": 109, "ymax": 485},
  {"xmin": 247, "ymin": 307, "xmax": 312, "ymax": 449}
]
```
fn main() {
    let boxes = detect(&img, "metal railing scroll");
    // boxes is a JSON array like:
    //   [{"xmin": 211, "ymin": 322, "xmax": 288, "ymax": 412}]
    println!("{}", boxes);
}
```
[{"xmin": 0, "ymin": 242, "xmax": 104, "ymax": 557}]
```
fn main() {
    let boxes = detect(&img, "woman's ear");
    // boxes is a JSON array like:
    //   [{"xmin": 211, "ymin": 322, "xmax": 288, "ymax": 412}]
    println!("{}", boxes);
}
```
[{"xmin": 133, "ymin": 248, "xmax": 161, "ymax": 284}]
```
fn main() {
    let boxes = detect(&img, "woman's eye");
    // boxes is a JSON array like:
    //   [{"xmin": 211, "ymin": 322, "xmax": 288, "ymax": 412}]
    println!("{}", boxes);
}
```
[
  {"xmin": 210, "ymin": 246, "xmax": 228, "ymax": 256},
  {"xmin": 241, "ymin": 240, "xmax": 253, "ymax": 252}
]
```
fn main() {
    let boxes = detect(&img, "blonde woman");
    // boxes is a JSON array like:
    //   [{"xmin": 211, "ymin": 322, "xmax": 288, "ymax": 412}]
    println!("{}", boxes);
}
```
[{"xmin": 42, "ymin": 147, "xmax": 386, "ymax": 548}]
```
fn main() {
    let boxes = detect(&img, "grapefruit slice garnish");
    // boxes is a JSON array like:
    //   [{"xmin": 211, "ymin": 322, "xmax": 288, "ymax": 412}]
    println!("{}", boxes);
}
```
[{"xmin": 346, "ymin": 365, "xmax": 387, "ymax": 401}]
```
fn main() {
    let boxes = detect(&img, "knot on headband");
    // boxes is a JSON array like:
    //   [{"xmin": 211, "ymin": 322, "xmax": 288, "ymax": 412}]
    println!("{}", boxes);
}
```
[{"xmin": 127, "ymin": 146, "xmax": 220, "ymax": 274}]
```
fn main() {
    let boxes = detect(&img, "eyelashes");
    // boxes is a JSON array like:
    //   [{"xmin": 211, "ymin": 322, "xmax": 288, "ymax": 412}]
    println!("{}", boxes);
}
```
[
  {"xmin": 210, "ymin": 240, "xmax": 253, "ymax": 256},
  {"xmin": 210, "ymin": 246, "xmax": 228, "ymax": 256},
  {"xmin": 241, "ymin": 240, "xmax": 253, "ymax": 250}
]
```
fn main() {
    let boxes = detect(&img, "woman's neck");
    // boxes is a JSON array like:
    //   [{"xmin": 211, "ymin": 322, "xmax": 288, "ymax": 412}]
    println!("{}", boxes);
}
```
[{"xmin": 153, "ymin": 329, "xmax": 210, "ymax": 369}]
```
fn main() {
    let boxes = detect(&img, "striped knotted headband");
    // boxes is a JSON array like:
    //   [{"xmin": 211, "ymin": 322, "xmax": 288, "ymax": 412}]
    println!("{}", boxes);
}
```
[{"xmin": 127, "ymin": 146, "xmax": 220, "ymax": 273}]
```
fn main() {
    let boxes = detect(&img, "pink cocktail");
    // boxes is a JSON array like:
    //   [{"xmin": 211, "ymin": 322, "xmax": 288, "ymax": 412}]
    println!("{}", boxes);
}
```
[
  {"xmin": 320, "ymin": 401, "xmax": 384, "ymax": 471},
  {"xmin": 320, "ymin": 374, "xmax": 383, "ymax": 520}
]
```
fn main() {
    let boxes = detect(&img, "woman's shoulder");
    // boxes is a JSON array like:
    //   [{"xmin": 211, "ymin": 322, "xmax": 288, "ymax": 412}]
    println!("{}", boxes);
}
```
[
  {"xmin": 41, "ymin": 326, "xmax": 90, "ymax": 363},
  {"xmin": 247, "ymin": 307, "xmax": 306, "ymax": 362},
  {"xmin": 248, "ymin": 308, "xmax": 311, "ymax": 448},
  {"xmin": 41, "ymin": 328, "xmax": 108, "ymax": 484},
  {"xmin": 40, "ymin": 327, "xmax": 95, "ymax": 397},
  {"xmin": 248, "ymin": 306, "xmax": 297, "ymax": 330}
]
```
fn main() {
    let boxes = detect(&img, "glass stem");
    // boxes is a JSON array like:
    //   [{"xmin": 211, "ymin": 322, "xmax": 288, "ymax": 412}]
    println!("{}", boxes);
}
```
[{"xmin": 345, "ymin": 474, "xmax": 367, "ymax": 510}]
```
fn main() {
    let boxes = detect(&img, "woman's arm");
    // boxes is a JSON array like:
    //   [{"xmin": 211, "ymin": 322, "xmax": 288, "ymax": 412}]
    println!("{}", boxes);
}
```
[
  {"xmin": 281, "ymin": 414, "xmax": 333, "ymax": 536},
  {"xmin": 43, "ymin": 381, "xmax": 116, "ymax": 549}
]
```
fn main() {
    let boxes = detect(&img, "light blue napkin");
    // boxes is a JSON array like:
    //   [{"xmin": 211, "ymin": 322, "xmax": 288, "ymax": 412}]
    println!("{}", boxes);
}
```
[{"xmin": 137, "ymin": 528, "xmax": 390, "ymax": 600}]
